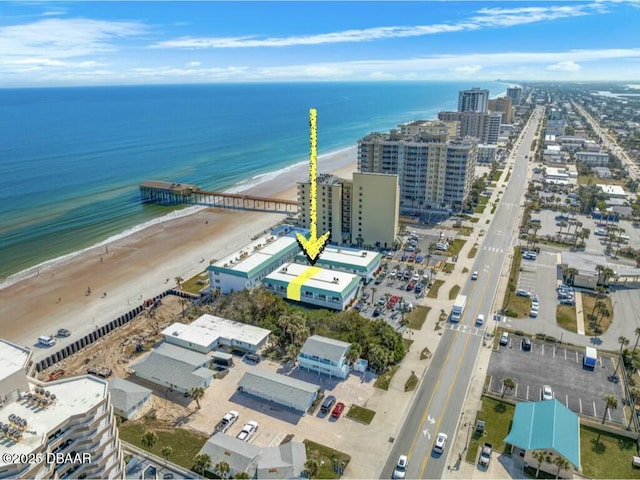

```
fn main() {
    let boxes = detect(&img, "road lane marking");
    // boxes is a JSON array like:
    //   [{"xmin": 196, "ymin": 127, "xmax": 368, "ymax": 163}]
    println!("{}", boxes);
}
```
[
  {"xmin": 579, "ymin": 398, "xmax": 583, "ymax": 413},
  {"xmin": 593, "ymin": 401, "xmax": 597, "ymax": 417}
]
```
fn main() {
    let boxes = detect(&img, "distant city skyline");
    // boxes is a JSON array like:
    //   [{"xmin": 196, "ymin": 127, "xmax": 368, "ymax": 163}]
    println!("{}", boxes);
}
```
[{"xmin": 1, "ymin": 1, "xmax": 640, "ymax": 87}]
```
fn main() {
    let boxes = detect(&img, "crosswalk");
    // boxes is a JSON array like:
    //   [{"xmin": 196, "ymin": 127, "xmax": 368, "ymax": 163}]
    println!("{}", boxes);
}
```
[
  {"xmin": 446, "ymin": 324, "xmax": 485, "ymax": 336},
  {"xmin": 482, "ymin": 246, "xmax": 505, "ymax": 253}
]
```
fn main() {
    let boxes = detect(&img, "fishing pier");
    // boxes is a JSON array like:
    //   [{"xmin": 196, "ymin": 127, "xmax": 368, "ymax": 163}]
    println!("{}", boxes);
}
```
[{"xmin": 139, "ymin": 181, "xmax": 297, "ymax": 214}]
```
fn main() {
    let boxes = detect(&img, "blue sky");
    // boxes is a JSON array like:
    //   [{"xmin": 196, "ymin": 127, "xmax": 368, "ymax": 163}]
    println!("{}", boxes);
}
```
[{"xmin": 1, "ymin": 1, "xmax": 640, "ymax": 87}]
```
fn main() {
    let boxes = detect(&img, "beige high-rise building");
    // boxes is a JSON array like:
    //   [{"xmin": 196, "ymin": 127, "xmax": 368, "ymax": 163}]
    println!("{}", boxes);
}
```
[
  {"xmin": 488, "ymin": 97, "xmax": 513, "ymax": 123},
  {"xmin": 0, "ymin": 339, "xmax": 124, "ymax": 479},
  {"xmin": 297, "ymin": 172, "xmax": 399, "ymax": 248},
  {"xmin": 437, "ymin": 111, "xmax": 501, "ymax": 144},
  {"xmin": 351, "ymin": 173, "xmax": 399, "ymax": 248}
]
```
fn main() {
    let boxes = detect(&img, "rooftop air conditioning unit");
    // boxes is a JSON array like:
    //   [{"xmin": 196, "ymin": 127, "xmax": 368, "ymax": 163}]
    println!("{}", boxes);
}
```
[{"xmin": 173, "ymin": 331, "xmax": 180, "ymax": 336}]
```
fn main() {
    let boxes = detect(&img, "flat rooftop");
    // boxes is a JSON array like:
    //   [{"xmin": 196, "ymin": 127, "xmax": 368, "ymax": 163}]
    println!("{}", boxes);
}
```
[
  {"xmin": 0, "ymin": 340, "xmax": 30, "ymax": 382},
  {"xmin": 162, "ymin": 315, "xmax": 271, "ymax": 348},
  {"xmin": 211, "ymin": 235, "xmax": 299, "ymax": 276},
  {"xmin": 0, "ymin": 377, "xmax": 108, "ymax": 461},
  {"xmin": 296, "ymin": 246, "xmax": 381, "ymax": 271},
  {"xmin": 265, "ymin": 262, "xmax": 359, "ymax": 295}
]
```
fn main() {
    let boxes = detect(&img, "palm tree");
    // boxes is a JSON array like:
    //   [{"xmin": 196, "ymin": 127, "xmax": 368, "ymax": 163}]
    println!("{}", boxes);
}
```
[
  {"xmin": 558, "ymin": 221, "xmax": 568, "ymax": 237},
  {"xmin": 174, "ymin": 276, "xmax": 184, "ymax": 289},
  {"xmin": 161, "ymin": 446, "xmax": 172, "ymax": 467},
  {"xmin": 141, "ymin": 431, "xmax": 157, "ymax": 457},
  {"xmin": 304, "ymin": 459, "xmax": 320, "ymax": 479},
  {"xmin": 597, "ymin": 306, "xmax": 610, "ymax": 326},
  {"xmin": 214, "ymin": 461, "xmax": 231, "ymax": 479},
  {"xmin": 602, "ymin": 394, "xmax": 618, "ymax": 424},
  {"xmin": 616, "ymin": 336, "xmax": 630, "ymax": 375},
  {"xmin": 532, "ymin": 450, "xmax": 551, "ymax": 478},
  {"xmin": 234, "ymin": 472, "xmax": 251, "ymax": 480},
  {"xmin": 591, "ymin": 300, "xmax": 606, "ymax": 318},
  {"xmin": 190, "ymin": 386, "xmax": 205, "ymax": 410},
  {"xmin": 501, "ymin": 377, "xmax": 516, "ymax": 398},
  {"xmin": 633, "ymin": 327, "xmax": 640, "ymax": 352},
  {"xmin": 553, "ymin": 456, "xmax": 571, "ymax": 479},
  {"xmin": 193, "ymin": 453, "xmax": 212, "ymax": 476}
]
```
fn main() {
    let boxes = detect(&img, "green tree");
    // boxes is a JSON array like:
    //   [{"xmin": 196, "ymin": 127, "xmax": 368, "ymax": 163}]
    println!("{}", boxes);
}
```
[
  {"xmin": 304, "ymin": 459, "xmax": 320, "ymax": 479},
  {"xmin": 174, "ymin": 276, "xmax": 184, "ymax": 289},
  {"xmin": 602, "ymin": 394, "xmax": 618, "ymax": 424},
  {"xmin": 161, "ymin": 446, "xmax": 172, "ymax": 467},
  {"xmin": 190, "ymin": 386, "xmax": 205, "ymax": 410},
  {"xmin": 553, "ymin": 456, "xmax": 571, "ymax": 479},
  {"xmin": 214, "ymin": 461, "xmax": 231, "ymax": 479},
  {"xmin": 532, "ymin": 450, "xmax": 551, "ymax": 478},
  {"xmin": 616, "ymin": 336, "xmax": 630, "ymax": 374},
  {"xmin": 193, "ymin": 453, "xmax": 212, "ymax": 476},
  {"xmin": 632, "ymin": 327, "xmax": 640, "ymax": 352},
  {"xmin": 141, "ymin": 430, "xmax": 157, "ymax": 457},
  {"xmin": 501, "ymin": 377, "xmax": 516, "ymax": 398},
  {"xmin": 234, "ymin": 472, "xmax": 251, "ymax": 480}
]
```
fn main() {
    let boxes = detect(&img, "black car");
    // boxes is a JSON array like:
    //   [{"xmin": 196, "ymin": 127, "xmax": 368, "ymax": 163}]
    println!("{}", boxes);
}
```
[
  {"xmin": 244, "ymin": 353, "xmax": 261, "ymax": 363},
  {"xmin": 522, "ymin": 337, "xmax": 532, "ymax": 351},
  {"xmin": 373, "ymin": 308, "xmax": 381, "ymax": 317}
]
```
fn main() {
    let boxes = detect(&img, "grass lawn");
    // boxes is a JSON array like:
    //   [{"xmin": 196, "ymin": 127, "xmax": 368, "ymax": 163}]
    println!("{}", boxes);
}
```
[
  {"xmin": 578, "ymin": 174, "xmax": 625, "ymax": 186},
  {"xmin": 345, "ymin": 405, "xmax": 376, "ymax": 425},
  {"xmin": 501, "ymin": 247, "xmax": 530, "ymax": 318},
  {"xmin": 407, "ymin": 305, "xmax": 430, "ymax": 330},
  {"xmin": 468, "ymin": 244, "xmax": 478, "ymax": 259},
  {"xmin": 118, "ymin": 418, "xmax": 208, "ymax": 471},
  {"xmin": 446, "ymin": 239, "xmax": 467, "ymax": 257},
  {"xmin": 580, "ymin": 425, "xmax": 640, "ymax": 479},
  {"xmin": 421, "ymin": 347, "xmax": 431, "ymax": 360},
  {"xmin": 459, "ymin": 226, "xmax": 474, "ymax": 236},
  {"xmin": 466, "ymin": 396, "xmax": 515, "ymax": 463},
  {"xmin": 374, "ymin": 364, "xmax": 400, "ymax": 390},
  {"xmin": 427, "ymin": 280, "xmax": 445, "ymax": 298},
  {"xmin": 443, "ymin": 263, "xmax": 455, "ymax": 273},
  {"xmin": 470, "ymin": 217, "xmax": 480, "ymax": 223},
  {"xmin": 491, "ymin": 169, "xmax": 503, "ymax": 182},
  {"xmin": 402, "ymin": 338, "xmax": 414, "ymax": 352},
  {"xmin": 581, "ymin": 293, "xmax": 614, "ymax": 335},
  {"xmin": 491, "ymin": 205, "xmax": 497, "ymax": 214},
  {"xmin": 304, "ymin": 440, "xmax": 351, "ymax": 480},
  {"xmin": 462, "ymin": 267, "xmax": 469, "ymax": 274},
  {"xmin": 449, "ymin": 285, "xmax": 461, "ymax": 300},
  {"xmin": 405, "ymin": 372, "xmax": 419, "ymax": 392},
  {"xmin": 556, "ymin": 304, "xmax": 578, "ymax": 333},
  {"xmin": 474, "ymin": 204, "xmax": 487, "ymax": 214},
  {"xmin": 180, "ymin": 271, "xmax": 210, "ymax": 295}
]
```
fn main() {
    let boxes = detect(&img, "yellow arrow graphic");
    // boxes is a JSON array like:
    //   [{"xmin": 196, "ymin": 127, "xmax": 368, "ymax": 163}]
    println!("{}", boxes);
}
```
[{"xmin": 296, "ymin": 108, "xmax": 331, "ymax": 264}]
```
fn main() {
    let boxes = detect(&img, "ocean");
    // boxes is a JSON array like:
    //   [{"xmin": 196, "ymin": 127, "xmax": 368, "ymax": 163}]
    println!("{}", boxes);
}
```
[{"xmin": 0, "ymin": 81, "xmax": 507, "ymax": 283}]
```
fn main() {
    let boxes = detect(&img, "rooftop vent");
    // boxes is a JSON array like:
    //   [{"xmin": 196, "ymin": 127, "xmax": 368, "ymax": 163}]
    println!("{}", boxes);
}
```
[{"xmin": 173, "ymin": 331, "xmax": 180, "ymax": 336}]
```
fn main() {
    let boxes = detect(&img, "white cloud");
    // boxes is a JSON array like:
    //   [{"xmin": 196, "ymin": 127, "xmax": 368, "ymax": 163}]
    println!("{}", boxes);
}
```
[
  {"xmin": 150, "ymin": 3, "xmax": 602, "ymax": 49},
  {"xmin": 450, "ymin": 65, "xmax": 483, "ymax": 75},
  {"xmin": 547, "ymin": 60, "xmax": 582, "ymax": 71},
  {"xmin": 187, "ymin": 61, "xmax": 201, "ymax": 67},
  {"xmin": 0, "ymin": 18, "xmax": 147, "ymax": 59}
]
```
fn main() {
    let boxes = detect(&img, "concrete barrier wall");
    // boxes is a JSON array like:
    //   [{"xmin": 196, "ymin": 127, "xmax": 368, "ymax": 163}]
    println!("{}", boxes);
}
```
[{"xmin": 35, "ymin": 290, "xmax": 184, "ymax": 373}]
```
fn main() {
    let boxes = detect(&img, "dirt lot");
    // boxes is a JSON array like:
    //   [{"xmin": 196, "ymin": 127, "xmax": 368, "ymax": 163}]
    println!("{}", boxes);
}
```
[{"xmin": 36, "ymin": 294, "xmax": 200, "ymax": 425}]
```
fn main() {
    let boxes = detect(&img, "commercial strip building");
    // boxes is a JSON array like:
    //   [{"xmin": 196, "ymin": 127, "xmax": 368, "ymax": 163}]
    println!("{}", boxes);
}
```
[
  {"xmin": 298, "ymin": 335, "xmax": 352, "ymax": 379},
  {"xmin": 263, "ymin": 262, "xmax": 360, "ymax": 311},
  {"xmin": 208, "ymin": 227, "xmax": 304, "ymax": 294},
  {"xmin": 504, "ymin": 400, "xmax": 580, "ymax": 478},
  {"xmin": 197, "ymin": 433, "xmax": 306, "ymax": 479},
  {"xmin": 162, "ymin": 314, "xmax": 271, "ymax": 354},
  {"xmin": 357, "ymin": 121, "xmax": 477, "ymax": 214},
  {"xmin": 237, "ymin": 368, "xmax": 320, "ymax": 413},
  {"xmin": 108, "ymin": 378, "xmax": 152, "ymax": 420},
  {"xmin": 297, "ymin": 172, "xmax": 399, "ymax": 248},
  {"xmin": 294, "ymin": 246, "xmax": 382, "ymax": 281},
  {"xmin": 0, "ymin": 339, "xmax": 124, "ymax": 479},
  {"xmin": 129, "ymin": 342, "xmax": 214, "ymax": 395}
]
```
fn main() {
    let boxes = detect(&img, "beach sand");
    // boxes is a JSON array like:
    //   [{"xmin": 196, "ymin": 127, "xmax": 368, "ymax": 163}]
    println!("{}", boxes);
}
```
[{"xmin": 0, "ymin": 147, "xmax": 357, "ymax": 359}]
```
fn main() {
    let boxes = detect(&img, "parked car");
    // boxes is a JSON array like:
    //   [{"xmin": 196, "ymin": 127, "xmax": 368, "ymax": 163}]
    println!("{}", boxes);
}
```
[
  {"xmin": 471, "ymin": 271, "xmax": 478, "ymax": 280},
  {"xmin": 476, "ymin": 314, "xmax": 484, "ymax": 326},
  {"xmin": 516, "ymin": 289, "xmax": 531, "ymax": 297},
  {"xmin": 38, "ymin": 336, "xmax": 56, "ymax": 347},
  {"xmin": 236, "ymin": 421, "xmax": 258, "ymax": 442},
  {"xmin": 354, "ymin": 302, "xmax": 363, "ymax": 311},
  {"xmin": 57, "ymin": 328, "xmax": 71, "ymax": 337},
  {"xmin": 244, "ymin": 353, "xmax": 261, "ymax": 364},
  {"xmin": 416, "ymin": 255, "xmax": 423, "ymax": 263},
  {"xmin": 415, "ymin": 285, "xmax": 423, "ymax": 295},
  {"xmin": 48, "ymin": 369, "xmax": 64, "ymax": 381},
  {"xmin": 560, "ymin": 298, "xmax": 575, "ymax": 306},
  {"xmin": 532, "ymin": 294, "xmax": 539, "ymax": 303},
  {"xmin": 522, "ymin": 337, "xmax": 532, "ymax": 351},
  {"xmin": 541, "ymin": 385, "xmax": 553, "ymax": 400},
  {"xmin": 500, "ymin": 332, "xmax": 509, "ymax": 346},
  {"xmin": 392, "ymin": 455, "xmax": 408, "ymax": 479},
  {"xmin": 529, "ymin": 309, "xmax": 538, "ymax": 318},
  {"xmin": 433, "ymin": 432, "xmax": 448, "ymax": 454},
  {"xmin": 331, "ymin": 402, "xmax": 346, "ymax": 418},
  {"xmin": 373, "ymin": 308, "xmax": 381, "ymax": 317},
  {"xmin": 321, "ymin": 396, "xmax": 336, "ymax": 414}
]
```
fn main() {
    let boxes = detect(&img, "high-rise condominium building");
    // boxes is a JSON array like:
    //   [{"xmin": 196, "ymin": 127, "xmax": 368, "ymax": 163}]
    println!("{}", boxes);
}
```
[
  {"xmin": 546, "ymin": 108, "xmax": 566, "ymax": 136},
  {"xmin": 458, "ymin": 87, "xmax": 489, "ymax": 113},
  {"xmin": 297, "ymin": 172, "xmax": 399, "ymax": 248},
  {"xmin": 357, "ymin": 121, "xmax": 477, "ymax": 214},
  {"xmin": 488, "ymin": 97, "xmax": 513, "ymax": 123},
  {"xmin": 0, "ymin": 339, "xmax": 124, "ymax": 479},
  {"xmin": 437, "ymin": 111, "xmax": 502, "ymax": 145},
  {"xmin": 506, "ymin": 87, "xmax": 522, "ymax": 106}
]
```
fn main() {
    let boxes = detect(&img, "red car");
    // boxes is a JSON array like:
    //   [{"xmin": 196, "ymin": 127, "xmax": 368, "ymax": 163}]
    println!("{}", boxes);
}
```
[{"xmin": 331, "ymin": 402, "xmax": 345, "ymax": 418}]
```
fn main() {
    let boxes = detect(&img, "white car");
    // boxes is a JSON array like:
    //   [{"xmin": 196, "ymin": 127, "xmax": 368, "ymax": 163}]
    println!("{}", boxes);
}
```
[
  {"xmin": 476, "ymin": 314, "xmax": 485, "ymax": 326},
  {"xmin": 38, "ymin": 336, "xmax": 56, "ymax": 347},
  {"xmin": 392, "ymin": 455, "xmax": 408, "ymax": 479},
  {"xmin": 530, "ymin": 302, "xmax": 539, "ymax": 311},
  {"xmin": 236, "ymin": 421, "xmax": 258, "ymax": 442},
  {"xmin": 541, "ymin": 385, "xmax": 553, "ymax": 401},
  {"xmin": 433, "ymin": 432, "xmax": 448, "ymax": 454},
  {"xmin": 500, "ymin": 332, "xmax": 509, "ymax": 346},
  {"xmin": 471, "ymin": 271, "xmax": 478, "ymax": 280}
]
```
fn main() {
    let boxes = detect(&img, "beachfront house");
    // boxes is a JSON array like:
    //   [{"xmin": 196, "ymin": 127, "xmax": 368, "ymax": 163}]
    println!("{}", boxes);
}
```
[
  {"xmin": 237, "ymin": 368, "xmax": 319, "ymax": 413},
  {"xmin": 108, "ymin": 377, "xmax": 152, "ymax": 420},
  {"xmin": 262, "ymin": 262, "xmax": 360, "ymax": 311},
  {"xmin": 297, "ymin": 335, "xmax": 352, "ymax": 379}
]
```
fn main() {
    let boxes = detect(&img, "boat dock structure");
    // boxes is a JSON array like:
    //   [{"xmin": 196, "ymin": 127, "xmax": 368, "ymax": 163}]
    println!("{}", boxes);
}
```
[{"xmin": 139, "ymin": 181, "xmax": 297, "ymax": 213}]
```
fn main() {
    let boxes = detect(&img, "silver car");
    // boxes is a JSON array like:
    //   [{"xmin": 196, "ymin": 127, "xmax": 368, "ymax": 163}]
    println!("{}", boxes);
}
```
[{"xmin": 392, "ymin": 455, "xmax": 408, "ymax": 479}]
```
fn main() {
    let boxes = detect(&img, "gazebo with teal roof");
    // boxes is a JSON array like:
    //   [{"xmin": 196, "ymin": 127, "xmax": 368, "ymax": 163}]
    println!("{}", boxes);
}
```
[{"xmin": 504, "ymin": 399, "xmax": 580, "ymax": 472}]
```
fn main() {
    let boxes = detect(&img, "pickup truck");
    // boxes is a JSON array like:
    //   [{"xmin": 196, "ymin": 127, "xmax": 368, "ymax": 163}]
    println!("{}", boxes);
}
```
[
  {"xmin": 215, "ymin": 411, "xmax": 239, "ymax": 433},
  {"xmin": 478, "ymin": 442, "xmax": 492, "ymax": 468}
]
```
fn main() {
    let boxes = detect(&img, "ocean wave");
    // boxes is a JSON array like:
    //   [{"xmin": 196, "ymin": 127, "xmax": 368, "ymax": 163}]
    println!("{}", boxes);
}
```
[{"xmin": 0, "ymin": 204, "xmax": 207, "ymax": 291}]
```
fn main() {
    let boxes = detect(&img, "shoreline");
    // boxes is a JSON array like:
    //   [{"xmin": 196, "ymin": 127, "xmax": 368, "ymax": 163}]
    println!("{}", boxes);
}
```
[
  {"xmin": 0, "ymin": 146, "xmax": 357, "ymax": 355},
  {"xmin": 0, "ymin": 145, "xmax": 358, "ymax": 290}
]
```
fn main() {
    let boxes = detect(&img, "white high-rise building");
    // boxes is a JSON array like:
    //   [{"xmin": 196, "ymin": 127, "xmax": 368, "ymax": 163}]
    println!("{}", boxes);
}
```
[
  {"xmin": 357, "ymin": 121, "xmax": 477, "ymax": 214},
  {"xmin": 458, "ymin": 87, "xmax": 489, "ymax": 113},
  {"xmin": 0, "ymin": 339, "xmax": 124, "ymax": 479}
]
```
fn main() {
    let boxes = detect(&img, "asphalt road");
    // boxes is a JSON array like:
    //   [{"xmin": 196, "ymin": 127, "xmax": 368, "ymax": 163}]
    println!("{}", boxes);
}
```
[{"xmin": 380, "ymin": 105, "xmax": 545, "ymax": 479}]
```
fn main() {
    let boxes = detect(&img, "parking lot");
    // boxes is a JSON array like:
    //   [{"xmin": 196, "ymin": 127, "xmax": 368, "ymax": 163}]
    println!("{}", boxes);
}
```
[
  {"xmin": 517, "ymin": 250, "xmax": 561, "ymax": 321},
  {"xmin": 487, "ymin": 336, "xmax": 627, "ymax": 424}
]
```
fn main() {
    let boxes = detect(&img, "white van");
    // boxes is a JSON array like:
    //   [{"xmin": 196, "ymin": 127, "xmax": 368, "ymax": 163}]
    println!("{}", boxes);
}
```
[
  {"xmin": 476, "ymin": 314, "xmax": 485, "ymax": 326},
  {"xmin": 38, "ymin": 336, "xmax": 56, "ymax": 347}
]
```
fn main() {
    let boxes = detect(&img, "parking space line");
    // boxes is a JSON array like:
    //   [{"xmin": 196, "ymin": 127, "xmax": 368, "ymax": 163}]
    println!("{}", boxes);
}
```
[
  {"xmin": 564, "ymin": 349, "xmax": 567, "ymax": 360},
  {"xmin": 526, "ymin": 385, "xmax": 529, "ymax": 400},
  {"xmin": 593, "ymin": 401, "xmax": 597, "ymax": 417},
  {"xmin": 552, "ymin": 345, "xmax": 556, "ymax": 357},
  {"xmin": 565, "ymin": 394, "xmax": 569, "ymax": 407},
  {"xmin": 541, "ymin": 344, "xmax": 544, "ymax": 356},
  {"xmin": 579, "ymin": 398, "xmax": 583, "ymax": 413},
  {"xmin": 515, "ymin": 383, "xmax": 518, "ymax": 398},
  {"xmin": 575, "ymin": 351, "xmax": 579, "ymax": 363}
]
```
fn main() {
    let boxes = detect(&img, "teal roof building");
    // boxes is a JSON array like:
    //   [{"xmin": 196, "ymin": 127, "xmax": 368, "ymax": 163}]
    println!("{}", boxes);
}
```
[{"xmin": 504, "ymin": 399, "xmax": 580, "ymax": 469}]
